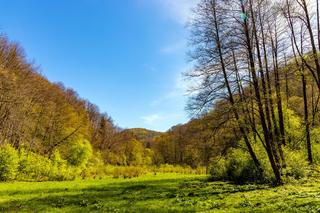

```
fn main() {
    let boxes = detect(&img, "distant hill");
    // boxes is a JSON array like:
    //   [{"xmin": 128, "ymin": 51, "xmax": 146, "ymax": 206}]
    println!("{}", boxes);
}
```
[{"xmin": 119, "ymin": 128, "xmax": 163, "ymax": 147}]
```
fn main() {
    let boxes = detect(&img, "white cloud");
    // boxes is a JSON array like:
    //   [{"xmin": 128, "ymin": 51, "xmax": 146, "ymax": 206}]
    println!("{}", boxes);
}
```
[
  {"xmin": 141, "ymin": 113, "xmax": 183, "ymax": 127},
  {"xmin": 160, "ymin": 40, "xmax": 186, "ymax": 54},
  {"xmin": 138, "ymin": 0, "xmax": 199, "ymax": 25},
  {"xmin": 141, "ymin": 114, "xmax": 163, "ymax": 125},
  {"xmin": 150, "ymin": 66, "xmax": 192, "ymax": 107},
  {"xmin": 141, "ymin": 67, "xmax": 194, "ymax": 131},
  {"xmin": 157, "ymin": 0, "xmax": 199, "ymax": 24}
]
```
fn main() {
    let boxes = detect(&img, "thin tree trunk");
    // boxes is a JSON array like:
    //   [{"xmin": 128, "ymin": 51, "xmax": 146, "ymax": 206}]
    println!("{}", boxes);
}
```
[
  {"xmin": 212, "ymin": 0, "xmax": 263, "ymax": 174},
  {"xmin": 301, "ymin": 0, "xmax": 320, "ymax": 87},
  {"xmin": 240, "ymin": 0, "xmax": 281, "ymax": 184},
  {"xmin": 291, "ymin": 27, "xmax": 313, "ymax": 164},
  {"xmin": 269, "ymin": 19, "xmax": 287, "ymax": 150},
  {"xmin": 302, "ymin": 72, "xmax": 313, "ymax": 164}
]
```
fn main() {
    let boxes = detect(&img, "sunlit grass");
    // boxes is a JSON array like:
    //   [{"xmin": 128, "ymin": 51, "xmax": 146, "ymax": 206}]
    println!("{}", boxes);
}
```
[{"xmin": 0, "ymin": 173, "xmax": 319, "ymax": 212}]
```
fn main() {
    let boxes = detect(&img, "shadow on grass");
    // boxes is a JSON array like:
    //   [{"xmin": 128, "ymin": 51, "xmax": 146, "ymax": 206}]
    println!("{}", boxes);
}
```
[
  {"xmin": 0, "ymin": 178, "xmax": 199, "ymax": 212},
  {"xmin": 0, "ymin": 177, "xmax": 308, "ymax": 212}
]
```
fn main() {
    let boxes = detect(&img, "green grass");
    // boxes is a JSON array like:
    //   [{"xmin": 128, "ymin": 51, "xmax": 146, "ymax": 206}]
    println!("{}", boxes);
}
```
[{"xmin": 0, "ymin": 173, "xmax": 320, "ymax": 212}]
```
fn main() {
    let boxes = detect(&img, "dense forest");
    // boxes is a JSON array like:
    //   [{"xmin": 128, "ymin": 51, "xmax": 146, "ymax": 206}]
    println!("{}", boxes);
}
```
[
  {"xmin": 184, "ymin": 0, "xmax": 320, "ymax": 185},
  {"xmin": 0, "ymin": 0, "xmax": 320, "ymax": 187},
  {"xmin": 0, "ymin": 34, "xmax": 203, "ymax": 181}
]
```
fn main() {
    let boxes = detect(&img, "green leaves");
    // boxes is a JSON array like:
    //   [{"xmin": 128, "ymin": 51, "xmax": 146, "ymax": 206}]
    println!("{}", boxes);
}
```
[{"xmin": 0, "ymin": 144, "xmax": 19, "ymax": 181}]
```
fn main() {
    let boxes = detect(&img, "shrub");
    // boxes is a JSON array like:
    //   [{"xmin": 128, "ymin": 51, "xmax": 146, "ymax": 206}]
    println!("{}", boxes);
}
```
[
  {"xmin": 236, "ymin": 159, "xmax": 262, "ymax": 183},
  {"xmin": 51, "ymin": 165, "xmax": 78, "ymax": 181},
  {"xmin": 0, "ymin": 144, "xmax": 19, "ymax": 181},
  {"xmin": 18, "ymin": 149, "xmax": 76, "ymax": 181},
  {"xmin": 124, "ymin": 167, "xmax": 145, "ymax": 178},
  {"xmin": 312, "ymin": 143, "xmax": 320, "ymax": 165},
  {"xmin": 65, "ymin": 139, "xmax": 93, "ymax": 167},
  {"xmin": 103, "ymin": 151, "xmax": 122, "ymax": 165},
  {"xmin": 111, "ymin": 166, "xmax": 146, "ymax": 179},
  {"xmin": 143, "ymin": 148, "xmax": 154, "ymax": 165},
  {"xmin": 209, "ymin": 158, "xmax": 227, "ymax": 181},
  {"xmin": 152, "ymin": 164, "xmax": 205, "ymax": 174},
  {"xmin": 209, "ymin": 148, "xmax": 264, "ymax": 184},
  {"xmin": 311, "ymin": 128, "xmax": 320, "ymax": 145},
  {"xmin": 184, "ymin": 145, "xmax": 201, "ymax": 169},
  {"xmin": 51, "ymin": 150, "xmax": 66, "ymax": 167},
  {"xmin": 225, "ymin": 149, "xmax": 255, "ymax": 183},
  {"xmin": 81, "ymin": 152, "xmax": 107, "ymax": 179},
  {"xmin": 283, "ymin": 148, "xmax": 308, "ymax": 180},
  {"xmin": 50, "ymin": 151, "xmax": 78, "ymax": 181},
  {"xmin": 18, "ymin": 150, "xmax": 53, "ymax": 181},
  {"xmin": 125, "ymin": 140, "xmax": 144, "ymax": 166}
]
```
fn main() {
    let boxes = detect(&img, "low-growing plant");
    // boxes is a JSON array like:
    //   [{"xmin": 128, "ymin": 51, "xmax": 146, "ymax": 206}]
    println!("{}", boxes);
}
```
[
  {"xmin": 153, "ymin": 164, "xmax": 205, "ymax": 174},
  {"xmin": 209, "ymin": 148, "xmax": 267, "ymax": 183},
  {"xmin": 283, "ymin": 148, "xmax": 308, "ymax": 180},
  {"xmin": 225, "ymin": 149, "xmax": 263, "ymax": 183},
  {"xmin": 209, "ymin": 158, "xmax": 227, "ymax": 181},
  {"xmin": 0, "ymin": 144, "xmax": 19, "ymax": 181},
  {"xmin": 112, "ymin": 166, "xmax": 146, "ymax": 178},
  {"xmin": 18, "ymin": 149, "xmax": 77, "ymax": 181},
  {"xmin": 81, "ymin": 152, "xmax": 107, "ymax": 179},
  {"xmin": 65, "ymin": 139, "xmax": 93, "ymax": 167},
  {"xmin": 312, "ymin": 143, "xmax": 320, "ymax": 165}
]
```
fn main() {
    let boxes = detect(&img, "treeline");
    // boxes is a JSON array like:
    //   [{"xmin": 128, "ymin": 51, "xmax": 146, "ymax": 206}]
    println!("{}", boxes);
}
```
[
  {"xmin": 0, "ymin": 35, "xmax": 121, "ymax": 156},
  {"xmin": 179, "ymin": 0, "xmax": 320, "ymax": 184},
  {"xmin": 3, "ymin": 0, "xmax": 320, "ymax": 184},
  {"xmin": 0, "ymin": 35, "xmax": 164, "ymax": 180},
  {"xmin": 0, "ymin": 35, "xmax": 205, "ymax": 181},
  {"xmin": 151, "ymin": 114, "xmax": 235, "ymax": 169},
  {"xmin": 0, "ymin": 32, "xmax": 233, "ymax": 180}
]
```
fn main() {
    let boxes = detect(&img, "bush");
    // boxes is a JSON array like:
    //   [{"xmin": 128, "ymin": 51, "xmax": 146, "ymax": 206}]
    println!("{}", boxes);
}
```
[
  {"xmin": 65, "ymin": 139, "xmax": 92, "ymax": 167},
  {"xmin": 18, "ymin": 150, "xmax": 52, "ymax": 181},
  {"xmin": 111, "ymin": 166, "xmax": 146, "ymax": 179},
  {"xmin": 153, "ymin": 164, "xmax": 197, "ymax": 174},
  {"xmin": 209, "ymin": 148, "xmax": 264, "ymax": 184},
  {"xmin": 81, "ymin": 152, "xmax": 107, "ymax": 179},
  {"xmin": 18, "ymin": 149, "xmax": 77, "ymax": 181},
  {"xmin": 283, "ymin": 148, "xmax": 308, "ymax": 180},
  {"xmin": 209, "ymin": 158, "xmax": 227, "ymax": 181},
  {"xmin": 184, "ymin": 145, "xmax": 201, "ymax": 169},
  {"xmin": 124, "ymin": 140, "xmax": 144, "ymax": 166},
  {"xmin": 312, "ymin": 143, "xmax": 320, "ymax": 165},
  {"xmin": 51, "ymin": 150, "xmax": 66, "ymax": 167},
  {"xmin": 0, "ymin": 144, "xmax": 19, "ymax": 181},
  {"xmin": 50, "ymin": 151, "xmax": 78, "ymax": 181}
]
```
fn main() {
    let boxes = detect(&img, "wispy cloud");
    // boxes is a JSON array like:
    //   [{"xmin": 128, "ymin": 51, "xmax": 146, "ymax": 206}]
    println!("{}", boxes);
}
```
[
  {"xmin": 160, "ymin": 40, "xmax": 186, "ymax": 55},
  {"xmin": 138, "ymin": 0, "xmax": 199, "ymax": 25},
  {"xmin": 140, "ymin": 66, "xmax": 193, "ymax": 131},
  {"xmin": 141, "ymin": 113, "xmax": 183, "ymax": 127},
  {"xmin": 157, "ymin": 0, "xmax": 199, "ymax": 25},
  {"xmin": 150, "ymin": 66, "xmax": 192, "ymax": 107},
  {"xmin": 141, "ymin": 114, "xmax": 163, "ymax": 125}
]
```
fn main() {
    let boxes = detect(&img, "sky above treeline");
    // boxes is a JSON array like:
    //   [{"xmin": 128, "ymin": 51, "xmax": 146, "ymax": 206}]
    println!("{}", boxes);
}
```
[{"xmin": 0, "ymin": 0, "xmax": 199, "ymax": 132}]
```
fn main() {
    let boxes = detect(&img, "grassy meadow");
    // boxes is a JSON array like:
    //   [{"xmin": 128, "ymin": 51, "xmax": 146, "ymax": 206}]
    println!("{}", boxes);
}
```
[{"xmin": 0, "ymin": 173, "xmax": 319, "ymax": 212}]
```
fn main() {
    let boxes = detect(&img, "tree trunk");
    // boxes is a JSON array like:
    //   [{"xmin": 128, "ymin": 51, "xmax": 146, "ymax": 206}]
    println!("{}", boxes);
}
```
[
  {"xmin": 302, "ymin": 72, "xmax": 313, "ymax": 164},
  {"xmin": 212, "ymin": 0, "xmax": 263, "ymax": 174},
  {"xmin": 240, "ymin": 0, "xmax": 282, "ymax": 185}
]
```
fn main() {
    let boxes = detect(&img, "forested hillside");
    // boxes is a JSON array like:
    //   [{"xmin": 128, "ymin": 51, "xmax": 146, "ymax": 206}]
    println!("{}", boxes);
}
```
[
  {"xmin": 0, "ymin": 35, "xmax": 202, "ymax": 181},
  {"xmin": 1, "ymin": 0, "xmax": 320, "ymax": 188},
  {"xmin": 0, "ymin": 33, "xmax": 228, "ymax": 176},
  {"xmin": 182, "ymin": 0, "xmax": 320, "ymax": 185},
  {"xmin": 3, "ymin": 0, "xmax": 320, "ymax": 212}
]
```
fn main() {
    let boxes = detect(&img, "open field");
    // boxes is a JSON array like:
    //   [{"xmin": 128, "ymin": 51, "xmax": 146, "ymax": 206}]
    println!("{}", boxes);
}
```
[{"xmin": 0, "ymin": 174, "xmax": 319, "ymax": 212}]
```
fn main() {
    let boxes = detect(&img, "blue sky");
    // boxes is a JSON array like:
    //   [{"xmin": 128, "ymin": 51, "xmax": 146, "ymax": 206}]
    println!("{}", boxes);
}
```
[{"xmin": 0, "ymin": 0, "xmax": 198, "ymax": 131}]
